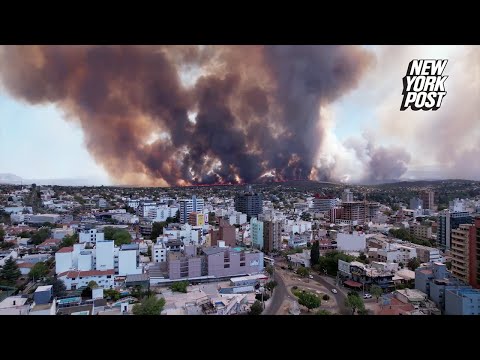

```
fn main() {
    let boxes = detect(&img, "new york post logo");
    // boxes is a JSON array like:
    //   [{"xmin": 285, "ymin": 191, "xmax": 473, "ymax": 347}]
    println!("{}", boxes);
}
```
[{"xmin": 400, "ymin": 59, "xmax": 448, "ymax": 111}]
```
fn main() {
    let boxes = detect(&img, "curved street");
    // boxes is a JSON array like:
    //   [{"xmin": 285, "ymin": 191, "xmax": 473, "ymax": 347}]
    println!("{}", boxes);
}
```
[{"xmin": 264, "ymin": 258, "xmax": 349, "ymax": 315}]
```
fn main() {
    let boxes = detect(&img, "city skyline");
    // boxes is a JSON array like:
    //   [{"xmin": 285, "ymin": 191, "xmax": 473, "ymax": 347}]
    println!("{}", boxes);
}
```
[{"xmin": 0, "ymin": 45, "xmax": 478, "ymax": 186}]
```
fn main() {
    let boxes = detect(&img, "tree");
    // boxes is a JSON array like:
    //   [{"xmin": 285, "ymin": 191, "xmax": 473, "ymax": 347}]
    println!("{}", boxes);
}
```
[
  {"xmin": 407, "ymin": 257, "xmax": 421, "ymax": 271},
  {"xmin": 300, "ymin": 212, "xmax": 312, "ymax": 222},
  {"xmin": 345, "ymin": 292, "xmax": 365, "ymax": 315},
  {"xmin": 370, "ymin": 285, "xmax": 383, "ymax": 302},
  {"xmin": 249, "ymin": 300, "xmax": 263, "ymax": 315},
  {"xmin": 357, "ymin": 252, "xmax": 369, "ymax": 264},
  {"xmin": 170, "ymin": 281, "xmax": 188, "ymax": 293},
  {"xmin": 104, "ymin": 289, "xmax": 121, "ymax": 301},
  {"xmin": 31, "ymin": 228, "xmax": 51, "ymax": 245},
  {"xmin": 0, "ymin": 241, "xmax": 15, "ymax": 250},
  {"xmin": 174, "ymin": 210, "xmax": 180, "ymax": 223},
  {"xmin": 310, "ymin": 240, "xmax": 320, "ymax": 266},
  {"xmin": 265, "ymin": 265, "xmax": 274, "ymax": 276},
  {"xmin": 60, "ymin": 233, "xmax": 78, "ymax": 248},
  {"xmin": 103, "ymin": 227, "xmax": 132, "ymax": 246},
  {"xmin": 45, "ymin": 277, "xmax": 67, "ymax": 297},
  {"xmin": 88, "ymin": 280, "xmax": 98, "ymax": 289},
  {"xmin": 316, "ymin": 309, "xmax": 332, "ymax": 315},
  {"xmin": 265, "ymin": 280, "xmax": 278, "ymax": 294},
  {"xmin": 298, "ymin": 291, "xmax": 321, "ymax": 312},
  {"xmin": 0, "ymin": 258, "xmax": 21, "ymax": 285},
  {"xmin": 132, "ymin": 296, "xmax": 166, "ymax": 315},
  {"xmin": 150, "ymin": 222, "xmax": 167, "ymax": 241},
  {"xmin": 296, "ymin": 267, "xmax": 310, "ymax": 277},
  {"xmin": 29, "ymin": 262, "xmax": 49, "ymax": 280},
  {"xmin": 0, "ymin": 226, "xmax": 4, "ymax": 241}
]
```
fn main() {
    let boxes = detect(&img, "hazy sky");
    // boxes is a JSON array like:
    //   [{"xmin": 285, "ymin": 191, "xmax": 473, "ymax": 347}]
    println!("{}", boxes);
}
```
[{"xmin": 0, "ymin": 45, "xmax": 478, "ymax": 185}]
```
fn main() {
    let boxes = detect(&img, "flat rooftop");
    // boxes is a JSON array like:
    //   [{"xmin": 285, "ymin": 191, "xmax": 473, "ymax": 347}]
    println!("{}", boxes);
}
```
[{"xmin": 35, "ymin": 285, "xmax": 53, "ymax": 293}]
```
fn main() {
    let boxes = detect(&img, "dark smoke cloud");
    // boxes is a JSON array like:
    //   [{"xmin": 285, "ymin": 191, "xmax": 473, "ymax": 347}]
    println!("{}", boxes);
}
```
[{"xmin": 0, "ymin": 45, "xmax": 373, "ymax": 186}]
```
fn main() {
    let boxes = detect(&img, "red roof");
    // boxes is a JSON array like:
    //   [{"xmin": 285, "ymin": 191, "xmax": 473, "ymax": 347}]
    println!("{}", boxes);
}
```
[
  {"xmin": 58, "ymin": 269, "xmax": 115, "ymax": 279},
  {"xmin": 376, "ymin": 298, "xmax": 415, "ymax": 315},
  {"xmin": 17, "ymin": 263, "xmax": 35, "ymax": 268},
  {"xmin": 57, "ymin": 247, "xmax": 74, "ymax": 253},
  {"xmin": 344, "ymin": 280, "xmax": 363, "ymax": 288},
  {"xmin": 39, "ymin": 238, "xmax": 60, "ymax": 246}
]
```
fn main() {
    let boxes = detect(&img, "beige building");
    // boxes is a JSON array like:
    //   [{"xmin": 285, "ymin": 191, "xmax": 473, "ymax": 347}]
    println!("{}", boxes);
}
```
[
  {"xmin": 410, "ymin": 223, "xmax": 432, "ymax": 240},
  {"xmin": 450, "ymin": 224, "xmax": 473, "ymax": 283}
]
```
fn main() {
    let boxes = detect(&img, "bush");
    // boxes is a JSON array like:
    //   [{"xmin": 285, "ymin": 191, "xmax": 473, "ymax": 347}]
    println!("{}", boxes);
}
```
[
  {"xmin": 322, "ymin": 294, "xmax": 330, "ymax": 301},
  {"xmin": 292, "ymin": 286, "xmax": 298, "ymax": 290},
  {"xmin": 255, "ymin": 293, "xmax": 270, "ymax": 301}
]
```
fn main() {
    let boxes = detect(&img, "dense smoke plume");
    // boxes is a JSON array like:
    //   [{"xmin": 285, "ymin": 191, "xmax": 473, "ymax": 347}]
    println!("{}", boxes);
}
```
[{"xmin": 0, "ymin": 45, "xmax": 374, "ymax": 186}]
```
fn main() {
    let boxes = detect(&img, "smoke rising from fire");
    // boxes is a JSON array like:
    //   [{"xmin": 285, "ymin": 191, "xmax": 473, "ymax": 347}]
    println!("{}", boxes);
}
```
[{"xmin": 0, "ymin": 45, "xmax": 374, "ymax": 186}]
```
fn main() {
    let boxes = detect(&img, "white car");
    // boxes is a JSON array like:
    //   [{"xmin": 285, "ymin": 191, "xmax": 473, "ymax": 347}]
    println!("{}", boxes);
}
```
[
  {"xmin": 363, "ymin": 293, "xmax": 373, "ymax": 299},
  {"xmin": 331, "ymin": 289, "xmax": 338, "ymax": 294},
  {"xmin": 308, "ymin": 275, "xmax": 314, "ymax": 279}
]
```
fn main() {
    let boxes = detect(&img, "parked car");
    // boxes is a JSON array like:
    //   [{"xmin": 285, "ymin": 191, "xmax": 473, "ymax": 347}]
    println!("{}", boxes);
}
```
[
  {"xmin": 331, "ymin": 288, "xmax": 338, "ymax": 294},
  {"xmin": 363, "ymin": 293, "xmax": 372, "ymax": 299},
  {"xmin": 308, "ymin": 275, "xmax": 314, "ymax": 279}
]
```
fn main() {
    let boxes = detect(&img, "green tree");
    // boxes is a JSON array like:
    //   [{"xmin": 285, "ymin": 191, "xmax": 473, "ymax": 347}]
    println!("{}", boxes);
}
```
[
  {"xmin": 265, "ymin": 280, "xmax": 278, "ymax": 294},
  {"xmin": 31, "ymin": 228, "xmax": 51, "ymax": 245},
  {"xmin": 45, "ymin": 277, "xmax": 67, "ymax": 297},
  {"xmin": 357, "ymin": 252, "xmax": 369, "ymax": 264},
  {"xmin": 0, "ymin": 258, "xmax": 21, "ymax": 285},
  {"xmin": 249, "ymin": 300, "xmax": 263, "ymax": 315},
  {"xmin": 104, "ymin": 289, "xmax": 121, "ymax": 301},
  {"xmin": 29, "ymin": 262, "xmax": 49, "ymax": 280},
  {"xmin": 446, "ymin": 261, "xmax": 452, "ymax": 270},
  {"xmin": 174, "ymin": 210, "xmax": 180, "ymax": 223},
  {"xmin": 88, "ymin": 280, "xmax": 98, "ymax": 289},
  {"xmin": 0, "ymin": 241, "xmax": 15, "ymax": 250},
  {"xmin": 103, "ymin": 227, "xmax": 132, "ymax": 246},
  {"xmin": 296, "ymin": 267, "xmax": 310, "ymax": 277},
  {"xmin": 132, "ymin": 296, "xmax": 166, "ymax": 315},
  {"xmin": 265, "ymin": 265, "xmax": 274, "ymax": 276},
  {"xmin": 316, "ymin": 309, "xmax": 332, "ymax": 315},
  {"xmin": 150, "ymin": 222, "xmax": 167, "ymax": 241},
  {"xmin": 0, "ymin": 226, "xmax": 5, "ymax": 241},
  {"xmin": 170, "ymin": 280, "xmax": 188, "ymax": 293},
  {"xmin": 300, "ymin": 212, "xmax": 312, "ymax": 222},
  {"xmin": 298, "ymin": 291, "xmax": 321, "ymax": 312},
  {"xmin": 60, "ymin": 233, "xmax": 78, "ymax": 248},
  {"xmin": 370, "ymin": 285, "xmax": 383, "ymax": 302},
  {"xmin": 345, "ymin": 292, "xmax": 365, "ymax": 315},
  {"xmin": 310, "ymin": 240, "xmax": 320, "ymax": 266},
  {"xmin": 407, "ymin": 257, "xmax": 421, "ymax": 271}
]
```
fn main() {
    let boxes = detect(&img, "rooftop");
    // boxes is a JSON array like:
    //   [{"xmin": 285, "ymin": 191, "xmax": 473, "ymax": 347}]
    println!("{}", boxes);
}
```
[
  {"xmin": 35, "ymin": 285, "xmax": 53, "ymax": 293},
  {"xmin": 57, "ymin": 247, "xmax": 73, "ymax": 253}
]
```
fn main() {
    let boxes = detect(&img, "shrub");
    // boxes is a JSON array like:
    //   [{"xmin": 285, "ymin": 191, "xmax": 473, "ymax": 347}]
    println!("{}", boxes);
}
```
[{"xmin": 322, "ymin": 294, "xmax": 330, "ymax": 301}]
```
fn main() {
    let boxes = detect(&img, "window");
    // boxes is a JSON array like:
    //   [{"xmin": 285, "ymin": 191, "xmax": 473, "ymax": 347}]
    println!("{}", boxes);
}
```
[
  {"xmin": 107, "ymin": 275, "xmax": 111, "ymax": 279},
  {"xmin": 224, "ymin": 264, "xmax": 230, "ymax": 268},
  {"xmin": 240, "ymin": 262, "xmax": 245, "ymax": 267}
]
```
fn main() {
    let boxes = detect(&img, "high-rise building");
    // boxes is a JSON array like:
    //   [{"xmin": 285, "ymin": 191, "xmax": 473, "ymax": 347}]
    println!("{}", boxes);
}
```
[
  {"xmin": 234, "ymin": 187, "xmax": 263, "ymax": 219},
  {"xmin": 421, "ymin": 191, "xmax": 435, "ymax": 210},
  {"xmin": 263, "ymin": 220, "xmax": 281, "ymax": 253},
  {"xmin": 409, "ymin": 197, "xmax": 423, "ymax": 210},
  {"xmin": 250, "ymin": 217, "xmax": 264, "ymax": 250},
  {"xmin": 437, "ymin": 210, "xmax": 473, "ymax": 251},
  {"xmin": 342, "ymin": 188, "xmax": 354, "ymax": 203},
  {"xmin": 210, "ymin": 218, "xmax": 236, "ymax": 247},
  {"xmin": 450, "ymin": 224, "xmax": 475, "ymax": 285},
  {"xmin": 179, "ymin": 195, "xmax": 204, "ymax": 224},
  {"xmin": 312, "ymin": 196, "xmax": 336, "ymax": 212},
  {"xmin": 366, "ymin": 202, "xmax": 381, "ymax": 222},
  {"xmin": 340, "ymin": 202, "xmax": 366, "ymax": 224},
  {"xmin": 188, "ymin": 212, "xmax": 205, "ymax": 227}
]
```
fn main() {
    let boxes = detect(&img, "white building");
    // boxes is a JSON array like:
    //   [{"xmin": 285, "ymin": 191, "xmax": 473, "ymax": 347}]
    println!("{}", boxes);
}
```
[
  {"xmin": 52, "ymin": 227, "xmax": 74, "ymax": 240},
  {"xmin": 377, "ymin": 243, "xmax": 417, "ymax": 264},
  {"xmin": 118, "ymin": 245, "xmax": 142, "ymax": 275},
  {"xmin": 111, "ymin": 213, "xmax": 139, "ymax": 224},
  {"xmin": 58, "ymin": 270, "xmax": 115, "ymax": 290},
  {"xmin": 146, "ymin": 205, "xmax": 179, "ymax": 222},
  {"xmin": 78, "ymin": 250, "xmax": 94, "ymax": 271},
  {"xmin": 179, "ymin": 196, "xmax": 204, "ymax": 224},
  {"xmin": 153, "ymin": 242, "xmax": 167, "ymax": 263},
  {"xmin": 79, "ymin": 228, "xmax": 105, "ymax": 244},
  {"xmin": 96, "ymin": 240, "xmax": 115, "ymax": 271},
  {"xmin": 449, "ymin": 198, "xmax": 465, "ymax": 212},
  {"xmin": 228, "ymin": 212, "xmax": 247, "ymax": 226},
  {"xmin": 55, "ymin": 247, "xmax": 74, "ymax": 274},
  {"xmin": 137, "ymin": 201, "xmax": 158, "ymax": 218},
  {"xmin": 336, "ymin": 232, "xmax": 367, "ymax": 252}
]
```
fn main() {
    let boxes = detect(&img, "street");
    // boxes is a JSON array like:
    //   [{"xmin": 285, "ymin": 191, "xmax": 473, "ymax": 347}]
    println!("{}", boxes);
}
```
[{"xmin": 264, "ymin": 258, "xmax": 350, "ymax": 315}]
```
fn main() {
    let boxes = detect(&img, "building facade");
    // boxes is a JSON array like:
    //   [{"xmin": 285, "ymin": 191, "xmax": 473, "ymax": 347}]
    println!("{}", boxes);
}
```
[
  {"xmin": 250, "ymin": 217, "xmax": 264, "ymax": 250},
  {"xmin": 437, "ymin": 210, "xmax": 472, "ymax": 250},
  {"xmin": 234, "ymin": 189, "xmax": 263, "ymax": 220},
  {"xmin": 179, "ymin": 196, "xmax": 204, "ymax": 224}
]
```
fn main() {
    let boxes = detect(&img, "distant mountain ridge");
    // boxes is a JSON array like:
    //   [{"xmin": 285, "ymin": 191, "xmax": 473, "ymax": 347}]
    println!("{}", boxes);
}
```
[{"xmin": 0, "ymin": 173, "xmax": 107, "ymax": 186}]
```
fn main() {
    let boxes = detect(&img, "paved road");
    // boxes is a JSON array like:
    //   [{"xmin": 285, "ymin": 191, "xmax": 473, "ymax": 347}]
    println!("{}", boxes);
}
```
[
  {"xmin": 310, "ymin": 273, "xmax": 349, "ymax": 314},
  {"xmin": 263, "ymin": 269, "xmax": 290, "ymax": 315}
]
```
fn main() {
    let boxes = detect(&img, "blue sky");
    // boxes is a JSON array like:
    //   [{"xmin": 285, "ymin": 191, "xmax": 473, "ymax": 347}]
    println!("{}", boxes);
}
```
[{"xmin": 0, "ymin": 91, "xmax": 110, "ymax": 182}]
